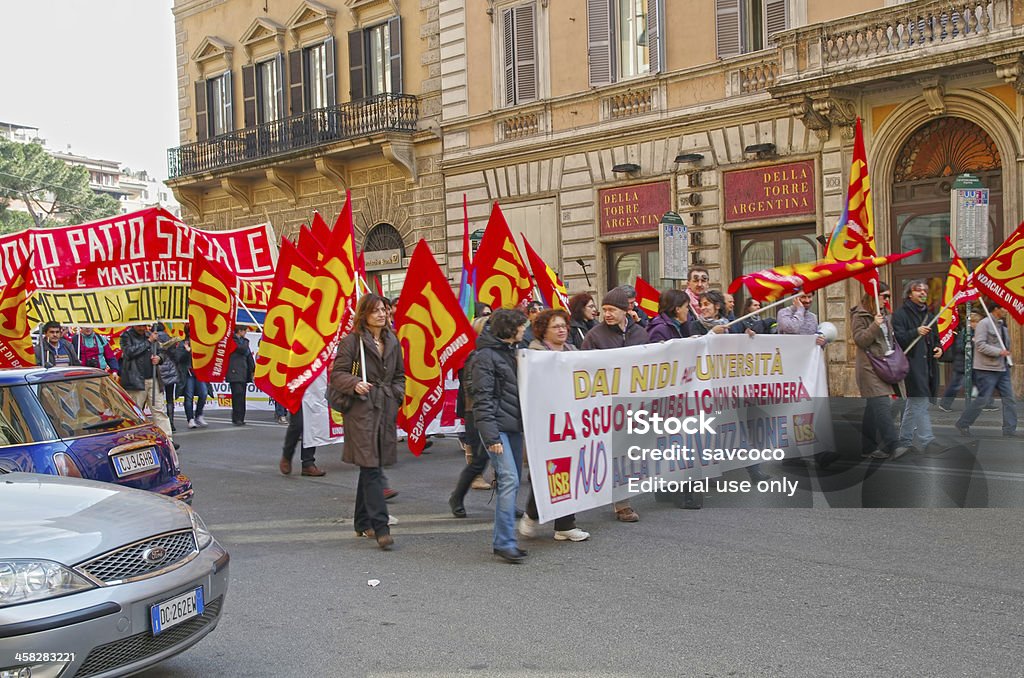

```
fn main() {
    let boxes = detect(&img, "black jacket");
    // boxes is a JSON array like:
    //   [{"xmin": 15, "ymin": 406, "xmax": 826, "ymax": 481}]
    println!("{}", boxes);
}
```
[
  {"xmin": 119, "ymin": 328, "xmax": 164, "ymax": 391},
  {"xmin": 470, "ymin": 328, "xmax": 522, "ymax": 446},
  {"xmin": 893, "ymin": 299, "xmax": 939, "ymax": 397},
  {"xmin": 568, "ymin": 318, "xmax": 593, "ymax": 349},
  {"xmin": 226, "ymin": 335, "xmax": 255, "ymax": 383}
]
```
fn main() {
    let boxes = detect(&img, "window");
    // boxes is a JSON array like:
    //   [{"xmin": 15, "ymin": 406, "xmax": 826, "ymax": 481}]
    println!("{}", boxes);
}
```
[
  {"xmin": 607, "ymin": 240, "xmax": 665, "ymax": 291},
  {"xmin": 258, "ymin": 57, "xmax": 283, "ymax": 122},
  {"xmin": 349, "ymin": 18, "xmax": 403, "ymax": 100},
  {"xmin": 588, "ymin": 0, "xmax": 662, "ymax": 87},
  {"xmin": 732, "ymin": 225, "xmax": 818, "ymax": 314},
  {"xmin": 34, "ymin": 376, "xmax": 144, "ymax": 440},
  {"xmin": 500, "ymin": 3, "xmax": 538, "ymax": 106},
  {"xmin": 716, "ymin": 0, "xmax": 788, "ymax": 59},
  {"xmin": 207, "ymin": 72, "xmax": 233, "ymax": 137},
  {"xmin": 287, "ymin": 38, "xmax": 336, "ymax": 115}
]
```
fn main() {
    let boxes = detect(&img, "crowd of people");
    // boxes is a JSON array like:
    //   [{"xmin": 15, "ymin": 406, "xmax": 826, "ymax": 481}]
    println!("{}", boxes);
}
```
[{"xmin": 33, "ymin": 269, "xmax": 1018, "ymax": 564}]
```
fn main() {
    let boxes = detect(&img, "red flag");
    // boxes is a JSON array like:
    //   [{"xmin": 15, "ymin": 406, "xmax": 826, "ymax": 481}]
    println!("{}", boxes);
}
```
[
  {"xmin": 395, "ymin": 240, "xmax": 475, "ymax": 455},
  {"xmin": 973, "ymin": 221, "xmax": 1024, "ymax": 324},
  {"xmin": 188, "ymin": 255, "xmax": 238, "ymax": 382},
  {"xmin": 0, "ymin": 260, "xmax": 35, "ymax": 368},
  {"xmin": 473, "ymin": 202, "xmax": 532, "ymax": 309},
  {"xmin": 729, "ymin": 250, "xmax": 920, "ymax": 303},
  {"xmin": 521, "ymin": 236, "xmax": 569, "ymax": 310},
  {"xmin": 335, "ymin": 194, "xmax": 360, "ymax": 337},
  {"xmin": 253, "ymin": 239, "xmax": 317, "ymax": 412},
  {"xmin": 936, "ymin": 237, "xmax": 981, "ymax": 351},
  {"xmin": 634, "ymin": 277, "xmax": 661, "ymax": 317},
  {"xmin": 827, "ymin": 118, "xmax": 878, "ymax": 293},
  {"xmin": 284, "ymin": 217, "xmax": 357, "ymax": 404}
]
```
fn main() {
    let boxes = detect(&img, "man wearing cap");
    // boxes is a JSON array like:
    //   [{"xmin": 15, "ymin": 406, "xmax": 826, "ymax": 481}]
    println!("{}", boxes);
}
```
[{"xmin": 582, "ymin": 287, "xmax": 647, "ymax": 522}]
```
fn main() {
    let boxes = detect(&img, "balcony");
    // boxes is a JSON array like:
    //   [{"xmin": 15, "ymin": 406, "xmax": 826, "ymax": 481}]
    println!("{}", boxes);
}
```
[
  {"xmin": 167, "ymin": 93, "xmax": 418, "ymax": 179},
  {"xmin": 773, "ymin": 0, "xmax": 1017, "ymax": 94}
]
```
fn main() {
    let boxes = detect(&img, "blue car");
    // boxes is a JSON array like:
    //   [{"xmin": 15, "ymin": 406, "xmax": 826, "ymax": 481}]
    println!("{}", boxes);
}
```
[{"xmin": 0, "ymin": 367, "xmax": 193, "ymax": 501}]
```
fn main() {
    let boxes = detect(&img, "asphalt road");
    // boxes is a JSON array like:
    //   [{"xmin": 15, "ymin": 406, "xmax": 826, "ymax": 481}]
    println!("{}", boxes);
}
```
[{"xmin": 143, "ymin": 403, "xmax": 1024, "ymax": 678}]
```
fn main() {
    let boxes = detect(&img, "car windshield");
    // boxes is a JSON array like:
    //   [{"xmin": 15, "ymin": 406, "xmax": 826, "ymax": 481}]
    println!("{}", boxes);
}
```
[{"xmin": 34, "ymin": 375, "xmax": 145, "ymax": 439}]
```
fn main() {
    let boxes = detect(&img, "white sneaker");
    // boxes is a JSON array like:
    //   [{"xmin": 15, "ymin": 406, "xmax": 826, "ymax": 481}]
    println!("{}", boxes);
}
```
[
  {"xmin": 518, "ymin": 515, "xmax": 540, "ymax": 538},
  {"xmin": 187, "ymin": 419, "xmax": 198, "ymax": 429},
  {"xmin": 195, "ymin": 415, "xmax": 207, "ymax": 427},
  {"xmin": 554, "ymin": 527, "xmax": 591, "ymax": 542},
  {"xmin": 387, "ymin": 514, "xmax": 398, "ymax": 526}
]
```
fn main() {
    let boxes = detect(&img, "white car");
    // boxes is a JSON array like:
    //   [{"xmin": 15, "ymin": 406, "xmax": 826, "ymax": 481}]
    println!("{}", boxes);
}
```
[{"xmin": 0, "ymin": 473, "xmax": 229, "ymax": 677}]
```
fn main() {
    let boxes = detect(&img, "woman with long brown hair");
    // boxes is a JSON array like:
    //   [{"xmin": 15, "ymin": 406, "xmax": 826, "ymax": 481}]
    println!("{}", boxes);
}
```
[{"xmin": 328, "ymin": 294, "xmax": 406, "ymax": 549}]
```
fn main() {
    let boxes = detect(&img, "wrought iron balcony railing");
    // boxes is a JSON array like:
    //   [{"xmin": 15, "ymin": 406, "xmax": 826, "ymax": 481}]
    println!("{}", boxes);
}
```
[{"xmin": 168, "ymin": 93, "xmax": 418, "ymax": 179}]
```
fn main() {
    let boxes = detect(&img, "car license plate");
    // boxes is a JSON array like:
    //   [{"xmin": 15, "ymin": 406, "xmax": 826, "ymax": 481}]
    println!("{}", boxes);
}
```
[
  {"xmin": 112, "ymin": 448, "xmax": 160, "ymax": 477},
  {"xmin": 151, "ymin": 586, "xmax": 204, "ymax": 635}
]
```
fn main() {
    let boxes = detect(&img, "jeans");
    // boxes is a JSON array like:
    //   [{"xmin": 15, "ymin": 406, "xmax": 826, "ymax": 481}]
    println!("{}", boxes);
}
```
[
  {"xmin": 229, "ymin": 382, "xmax": 247, "ymax": 423},
  {"xmin": 274, "ymin": 401, "xmax": 287, "ymax": 418},
  {"xmin": 939, "ymin": 368, "xmax": 965, "ymax": 409},
  {"xmin": 486, "ymin": 431, "xmax": 523, "ymax": 551},
  {"xmin": 183, "ymin": 376, "xmax": 207, "ymax": 421},
  {"xmin": 958, "ymin": 369, "xmax": 1018, "ymax": 433},
  {"xmin": 353, "ymin": 466, "xmax": 390, "ymax": 537},
  {"xmin": 899, "ymin": 396, "xmax": 934, "ymax": 448},
  {"xmin": 283, "ymin": 409, "xmax": 316, "ymax": 467},
  {"xmin": 862, "ymin": 396, "xmax": 898, "ymax": 454}
]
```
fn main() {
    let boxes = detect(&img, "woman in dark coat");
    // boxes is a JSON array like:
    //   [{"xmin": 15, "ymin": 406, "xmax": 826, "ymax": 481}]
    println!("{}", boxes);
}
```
[
  {"xmin": 646, "ymin": 289, "xmax": 690, "ymax": 342},
  {"xmin": 738, "ymin": 298, "xmax": 777, "ymax": 336},
  {"xmin": 567, "ymin": 292, "xmax": 597, "ymax": 349},
  {"xmin": 226, "ymin": 326, "xmax": 256, "ymax": 426},
  {"xmin": 328, "ymin": 294, "xmax": 405, "ymax": 550},
  {"xmin": 850, "ymin": 283, "xmax": 898, "ymax": 459}
]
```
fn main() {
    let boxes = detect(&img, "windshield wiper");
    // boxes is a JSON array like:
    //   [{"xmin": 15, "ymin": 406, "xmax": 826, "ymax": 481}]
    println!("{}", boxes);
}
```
[{"xmin": 83, "ymin": 417, "xmax": 127, "ymax": 431}]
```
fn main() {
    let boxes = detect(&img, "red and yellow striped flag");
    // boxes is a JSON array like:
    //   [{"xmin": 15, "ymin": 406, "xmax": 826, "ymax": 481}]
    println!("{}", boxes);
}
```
[
  {"xmin": 0, "ymin": 260, "xmax": 35, "ymax": 368},
  {"xmin": 634, "ymin": 277, "xmax": 661, "ymax": 317},
  {"xmin": 974, "ymin": 220, "xmax": 1024, "ymax": 324},
  {"xmin": 522, "ymin": 236, "xmax": 569, "ymax": 311},
  {"xmin": 729, "ymin": 250, "xmax": 919, "ymax": 303},
  {"xmin": 936, "ymin": 237, "xmax": 980, "ymax": 351},
  {"xmin": 827, "ymin": 118, "xmax": 878, "ymax": 293}
]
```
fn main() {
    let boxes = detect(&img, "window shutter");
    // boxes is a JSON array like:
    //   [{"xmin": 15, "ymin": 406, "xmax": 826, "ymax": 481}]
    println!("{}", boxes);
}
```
[
  {"xmin": 242, "ymin": 64, "xmax": 256, "ymax": 127},
  {"xmin": 324, "ymin": 37, "xmax": 337, "ymax": 107},
  {"xmin": 223, "ymin": 70, "xmax": 234, "ymax": 132},
  {"xmin": 194, "ymin": 79, "xmax": 208, "ymax": 141},
  {"xmin": 388, "ymin": 16, "xmax": 403, "ymax": 94},
  {"xmin": 288, "ymin": 49, "xmax": 304, "ymax": 114},
  {"xmin": 502, "ymin": 8, "xmax": 515, "ymax": 106},
  {"xmin": 514, "ymin": 4, "xmax": 537, "ymax": 103},
  {"xmin": 764, "ymin": 0, "xmax": 788, "ymax": 42},
  {"xmin": 647, "ymin": 0, "xmax": 663, "ymax": 74},
  {"xmin": 348, "ymin": 29, "xmax": 365, "ymax": 101},
  {"xmin": 587, "ymin": 0, "xmax": 614, "ymax": 86},
  {"xmin": 715, "ymin": 0, "xmax": 743, "ymax": 59},
  {"xmin": 275, "ymin": 53, "xmax": 286, "ymax": 118}
]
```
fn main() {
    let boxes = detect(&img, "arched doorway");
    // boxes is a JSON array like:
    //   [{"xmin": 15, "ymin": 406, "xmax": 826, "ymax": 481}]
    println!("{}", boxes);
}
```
[
  {"xmin": 362, "ymin": 223, "xmax": 407, "ymax": 298},
  {"xmin": 889, "ymin": 117, "xmax": 1002, "ymax": 309}
]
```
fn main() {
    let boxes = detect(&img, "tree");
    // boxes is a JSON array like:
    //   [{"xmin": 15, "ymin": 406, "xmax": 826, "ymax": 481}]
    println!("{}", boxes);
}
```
[{"xmin": 0, "ymin": 139, "xmax": 120, "ymax": 233}]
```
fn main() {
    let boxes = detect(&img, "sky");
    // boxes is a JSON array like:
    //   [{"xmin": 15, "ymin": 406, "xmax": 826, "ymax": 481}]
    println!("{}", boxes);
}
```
[{"xmin": 1, "ymin": 1, "xmax": 178, "ymax": 181}]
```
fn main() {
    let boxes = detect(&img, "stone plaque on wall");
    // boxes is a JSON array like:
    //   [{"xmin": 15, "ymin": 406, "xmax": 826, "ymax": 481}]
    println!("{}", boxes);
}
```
[
  {"xmin": 723, "ymin": 160, "xmax": 816, "ymax": 223},
  {"xmin": 598, "ymin": 181, "xmax": 672, "ymax": 236}
]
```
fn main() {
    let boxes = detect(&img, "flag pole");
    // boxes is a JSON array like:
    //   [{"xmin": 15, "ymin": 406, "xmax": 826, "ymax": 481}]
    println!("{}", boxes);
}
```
[
  {"xmin": 356, "ymin": 272, "xmax": 368, "ymax": 385},
  {"xmin": 977, "ymin": 298, "xmax": 1010, "ymax": 354},
  {"xmin": 237, "ymin": 298, "xmax": 265, "ymax": 335},
  {"xmin": 723, "ymin": 291, "xmax": 803, "ymax": 330},
  {"xmin": 904, "ymin": 295, "xmax": 959, "ymax": 353}
]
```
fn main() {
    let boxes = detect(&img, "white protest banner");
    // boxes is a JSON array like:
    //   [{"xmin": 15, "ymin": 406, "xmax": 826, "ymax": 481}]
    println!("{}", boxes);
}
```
[{"xmin": 520, "ymin": 334, "xmax": 833, "ymax": 523}]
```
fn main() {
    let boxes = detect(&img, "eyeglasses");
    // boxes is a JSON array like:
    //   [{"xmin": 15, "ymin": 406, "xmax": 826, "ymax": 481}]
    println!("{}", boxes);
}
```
[
  {"xmin": 880, "ymin": 294, "xmax": 891, "ymax": 299},
  {"xmin": 689, "ymin": 275, "xmax": 709, "ymax": 282},
  {"xmin": 548, "ymin": 323, "xmax": 568, "ymax": 330}
]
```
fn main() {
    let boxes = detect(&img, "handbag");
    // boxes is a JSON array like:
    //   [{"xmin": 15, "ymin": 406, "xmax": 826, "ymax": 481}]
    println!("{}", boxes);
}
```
[
  {"xmin": 867, "ymin": 341, "xmax": 909, "ymax": 384},
  {"xmin": 328, "ymin": 357, "xmax": 361, "ymax": 414}
]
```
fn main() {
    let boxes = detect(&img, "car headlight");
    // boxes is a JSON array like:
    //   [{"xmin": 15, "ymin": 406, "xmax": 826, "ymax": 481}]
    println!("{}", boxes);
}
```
[
  {"xmin": 189, "ymin": 509, "xmax": 213, "ymax": 550},
  {"xmin": 0, "ymin": 560, "xmax": 95, "ymax": 607}
]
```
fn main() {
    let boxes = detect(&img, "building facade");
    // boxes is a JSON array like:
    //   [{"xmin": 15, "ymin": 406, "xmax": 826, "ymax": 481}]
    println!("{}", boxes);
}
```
[
  {"xmin": 168, "ymin": 0, "xmax": 444, "ymax": 298},
  {"xmin": 437, "ymin": 0, "xmax": 1024, "ymax": 394}
]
